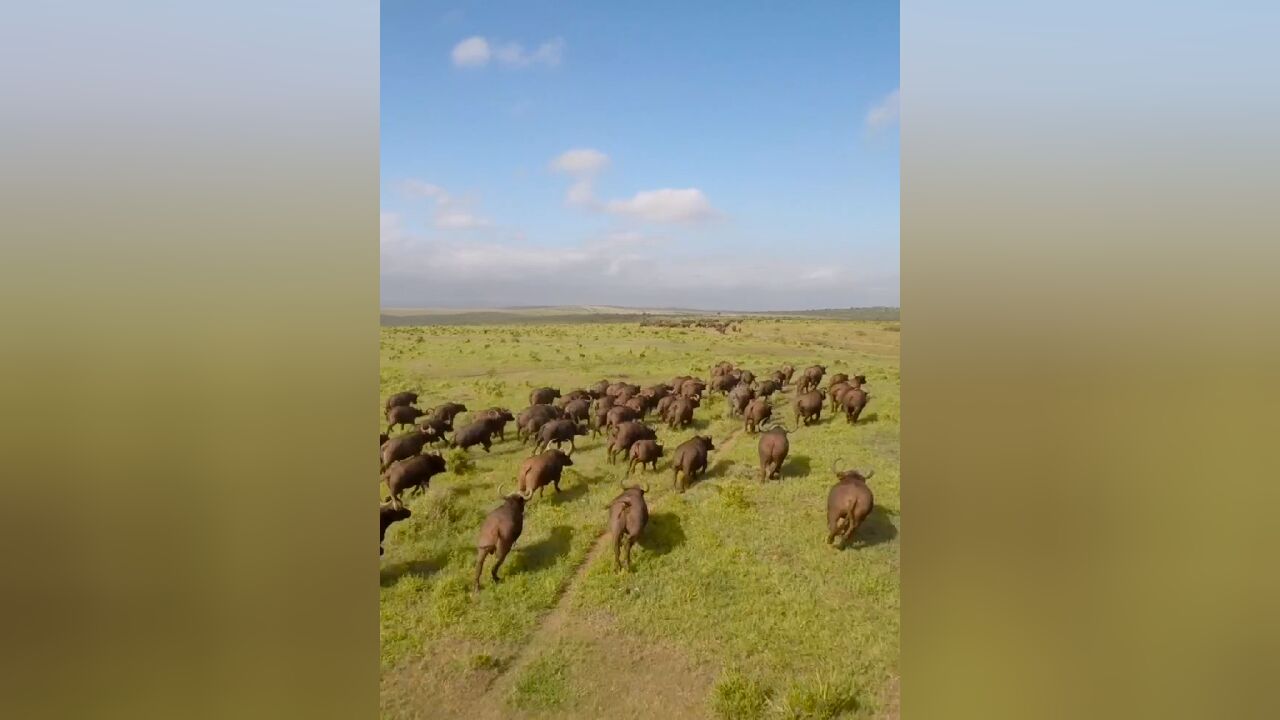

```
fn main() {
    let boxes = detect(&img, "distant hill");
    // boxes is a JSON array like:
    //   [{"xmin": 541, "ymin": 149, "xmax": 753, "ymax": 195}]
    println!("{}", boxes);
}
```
[{"xmin": 380, "ymin": 305, "xmax": 899, "ymax": 326}]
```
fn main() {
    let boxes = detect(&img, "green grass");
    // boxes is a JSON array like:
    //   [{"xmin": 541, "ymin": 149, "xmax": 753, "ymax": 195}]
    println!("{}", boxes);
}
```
[{"xmin": 379, "ymin": 318, "xmax": 899, "ymax": 718}]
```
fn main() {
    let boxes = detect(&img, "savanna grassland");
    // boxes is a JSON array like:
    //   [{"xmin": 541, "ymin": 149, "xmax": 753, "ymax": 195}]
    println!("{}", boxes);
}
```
[{"xmin": 379, "ymin": 317, "xmax": 900, "ymax": 719}]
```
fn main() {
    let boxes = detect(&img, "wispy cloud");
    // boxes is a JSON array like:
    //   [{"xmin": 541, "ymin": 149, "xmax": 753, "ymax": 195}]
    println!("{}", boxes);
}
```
[
  {"xmin": 865, "ymin": 88, "xmax": 900, "ymax": 131},
  {"xmin": 380, "ymin": 222, "xmax": 895, "ymax": 309},
  {"xmin": 451, "ymin": 36, "xmax": 564, "ymax": 69},
  {"xmin": 399, "ymin": 179, "xmax": 492, "ymax": 229},
  {"xmin": 550, "ymin": 148, "xmax": 719, "ymax": 223}
]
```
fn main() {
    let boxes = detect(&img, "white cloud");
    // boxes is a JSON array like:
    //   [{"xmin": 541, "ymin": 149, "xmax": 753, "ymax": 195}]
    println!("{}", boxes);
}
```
[
  {"xmin": 605, "ymin": 188, "xmax": 715, "ymax": 223},
  {"xmin": 451, "ymin": 36, "xmax": 490, "ymax": 67},
  {"xmin": 549, "ymin": 148, "xmax": 719, "ymax": 222},
  {"xmin": 399, "ymin": 179, "xmax": 492, "ymax": 229},
  {"xmin": 865, "ymin": 88, "xmax": 900, "ymax": 131},
  {"xmin": 380, "ymin": 224, "xmax": 896, "ymax": 309},
  {"xmin": 451, "ymin": 36, "xmax": 563, "ymax": 69},
  {"xmin": 494, "ymin": 37, "xmax": 564, "ymax": 68},
  {"xmin": 550, "ymin": 148, "xmax": 610, "ymax": 176}
]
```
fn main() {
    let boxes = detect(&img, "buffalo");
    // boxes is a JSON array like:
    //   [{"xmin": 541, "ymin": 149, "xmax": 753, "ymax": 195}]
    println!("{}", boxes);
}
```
[
  {"xmin": 379, "ymin": 432, "xmax": 389, "ymax": 447},
  {"xmin": 664, "ymin": 397, "xmax": 696, "ymax": 430},
  {"xmin": 516, "ymin": 449, "xmax": 574, "ymax": 498},
  {"xmin": 606, "ymin": 481, "xmax": 650, "ymax": 572},
  {"xmin": 554, "ymin": 389, "xmax": 592, "ymax": 408},
  {"xmin": 473, "ymin": 488, "xmax": 527, "ymax": 590},
  {"xmin": 608, "ymin": 421, "xmax": 657, "ymax": 465},
  {"xmin": 384, "ymin": 391, "xmax": 419, "ymax": 411},
  {"xmin": 382, "ymin": 452, "xmax": 447, "ymax": 509},
  {"xmin": 757, "ymin": 426, "xmax": 789, "ymax": 481},
  {"xmin": 727, "ymin": 383, "xmax": 754, "ymax": 417},
  {"xmin": 627, "ymin": 439, "xmax": 664, "ymax": 475},
  {"xmin": 827, "ymin": 372, "xmax": 849, "ymax": 388},
  {"xmin": 743, "ymin": 397, "xmax": 772, "ymax": 433},
  {"xmin": 517, "ymin": 404, "xmax": 564, "ymax": 443},
  {"xmin": 475, "ymin": 407, "xmax": 516, "ymax": 440},
  {"xmin": 679, "ymin": 379, "xmax": 706, "ymax": 398},
  {"xmin": 606, "ymin": 404, "xmax": 641, "ymax": 431},
  {"xmin": 793, "ymin": 390, "xmax": 825, "ymax": 426},
  {"xmin": 386, "ymin": 404, "xmax": 426, "ymax": 434},
  {"xmin": 429, "ymin": 402, "xmax": 468, "ymax": 426},
  {"xmin": 828, "ymin": 381, "xmax": 853, "ymax": 412},
  {"xmin": 451, "ymin": 420, "xmax": 494, "ymax": 452},
  {"xmin": 379, "ymin": 502, "xmax": 411, "ymax": 556},
  {"xmin": 841, "ymin": 386, "xmax": 871, "ymax": 424},
  {"xmin": 380, "ymin": 427, "xmax": 436, "ymax": 472},
  {"xmin": 654, "ymin": 394, "xmax": 677, "ymax": 419},
  {"xmin": 561, "ymin": 398, "xmax": 592, "ymax": 425},
  {"xmin": 754, "ymin": 379, "xmax": 781, "ymax": 397},
  {"xmin": 710, "ymin": 374, "xmax": 738, "ymax": 395},
  {"xmin": 529, "ymin": 387, "xmax": 561, "ymax": 405},
  {"xmin": 589, "ymin": 379, "xmax": 611, "ymax": 398},
  {"xmin": 738, "ymin": 369, "xmax": 756, "ymax": 385},
  {"xmin": 534, "ymin": 418, "xmax": 587, "ymax": 455},
  {"xmin": 803, "ymin": 364, "xmax": 827, "ymax": 388},
  {"xmin": 624, "ymin": 395, "xmax": 650, "ymax": 418},
  {"xmin": 415, "ymin": 416, "xmax": 453, "ymax": 446},
  {"xmin": 671, "ymin": 435, "xmax": 715, "ymax": 492},
  {"xmin": 779, "ymin": 364, "xmax": 796, "ymax": 384},
  {"xmin": 826, "ymin": 463, "xmax": 875, "ymax": 548}
]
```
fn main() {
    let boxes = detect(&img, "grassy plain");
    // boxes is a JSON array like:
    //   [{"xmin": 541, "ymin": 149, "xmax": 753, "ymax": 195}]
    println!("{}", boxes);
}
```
[{"xmin": 379, "ymin": 317, "xmax": 900, "ymax": 719}]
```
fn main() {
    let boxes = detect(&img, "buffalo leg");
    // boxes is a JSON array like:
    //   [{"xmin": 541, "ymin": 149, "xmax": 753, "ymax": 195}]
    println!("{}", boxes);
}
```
[
  {"xmin": 627, "ymin": 457, "xmax": 637, "ymax": 476},
  {"xmin": 490, "ymin": 539, "xmax": 512, "ymax": 583},
  {"xmin": 843, "ymin": 510, "xmax": 859, "ymax": 545},
  {"xmin": 473, "ymin": 547, "xmax": 492, "ymax": 590},
  {"xmin": 623, "ymin": 536, "xmax": 634, "ymax": 572},
  {"xmin": 612, "ymin": 532, "xmax": 622, "ymax": 571}
]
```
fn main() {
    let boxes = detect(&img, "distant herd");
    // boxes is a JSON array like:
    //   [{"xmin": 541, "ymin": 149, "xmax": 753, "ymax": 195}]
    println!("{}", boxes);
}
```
[{"xmin": 379, "ymin": 362, "xmax": 879, "ymax": 590}]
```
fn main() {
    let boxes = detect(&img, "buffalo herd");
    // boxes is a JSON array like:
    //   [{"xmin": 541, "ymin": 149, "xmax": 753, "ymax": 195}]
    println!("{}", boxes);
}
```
[{"xmin": 379, "ymin": 362, "xmax": 879, "ymax": 588}]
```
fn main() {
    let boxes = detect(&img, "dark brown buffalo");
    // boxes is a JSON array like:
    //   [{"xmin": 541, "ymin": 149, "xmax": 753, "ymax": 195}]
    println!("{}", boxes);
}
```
[
  {"xmin": 679, "ymin": 379, "xmax": 706, "ymax": 398},
  {"xmin": 669, "ymin": 375, "xmax": 693, "ymax": 391},
  {"xmin": 380, "ymin": 428, "xmax": 435, "ymax": 472},
  {"xmin": 793, "ymin": 390, "xmax": 825, "ymax": 426},
  {"xmin": 743, "ymin": 397, "xmax": 772, "ymax": 433},
  {"xmin": 779, "ymin": 364, "xmax": 796, "ymax": 384},
  {"xmin": 624, "ymin": 395, "xmax": 650, "ymax": 418},
  {"xmin": 606, "ymin": 404, "xmax": 641, "ymax": 430},
  {"xmin": 382, "ymin": 452, "xmax": 447, "ymax": 509},
  {"xmin": 757, "ymin": 426, "xmax": 789, "ymax": 481},
  {"xmin": 473, "ymin": 488, "xmax": 527, "ymax": 590},
  {"xmin": 727, "ymin": 383, "xmax": 754, "ymax": 417},
  {"xmin": 475, "ymin": 407, "xmax": 516, "ymax": 440},
  {"xmin": 671, "ymin": 435, "xmax": 715, "ymax": 492},
  {"xmin": 841, "ymin": 386, "xmax": 871, "ymax": 424},
  {"xmin": 627, "ymin": 439, "xmax": 664, "ymax": 475},
  {"xmin": 534, "ymin": 419, "xmax": 587, "ymax": 455},
  {"xmin": 379, "ymin": 502, "xmax": 411, "ymax": 556},
  {"xmin": 429, "ymin": 402, "xmax": 468, "ymax": 426},
  {"xmin": 606, "ymin": 481, "xmax": 650, "ymax": 572},
  {"xmin": 386, "ymin": 405, "xmax": 426, "ymax": 434},
  {"xmin": 517, "ymin": 449, "xmax": 574, "ymax": 498},
  {"xmin": 529, "ymin": 387, "xmax": 561, "ymax": 405},
  {"xmin": 608, "ymin": 421, "xmax": 657, "ymax": 464},
  {"xmin": 384, "ymin": 391, "xmax": 419, "ymax": 411},
  {"xmin": 589, "ymin": 379, "xmax": 611, "ymax": 397},
  {"xmin": 555, "ymin": 389, "xmax": 592, "ymax": 408},
  {"xmin": 664, "ymin": 397, "xmax": 696, "ymax": 430},
  {"xmin": 710, "ymin": 374, "xmax": 738, "ymax": 394},
  {"xmin": 828, "ymin": 381, "xmax": 853, "ymax": 412},
  {"xmin": 711, "ymin": 361, "xmax": 734, "ymax": 377},
  {"xmin": 415, "ymin": 416, "xmax": 453, "ymax": 445},
  {"xmin": 642, "ymin": 384, "xmax": 672, "ymax": 401},
  {"xmin": 379, "ymin": 432, "xmax": 389, "ymax": 447},
  {"xmin": 827, "ymin": 372, "xmax": 849, "ymax": 388},
  {"xmin": 562, "ymin": 398, "xmax": 592, "ymax": 425},
  {"xmin": 451, "ymin": 420, "xmax": 494, "ymax": 452},
  {"xmin": 803, "ymin": 364, "xmax": 827, "ymax": 388},
  {"xmin": 826, "ymin": 464, "xmax": 875, "ymax": 548},
  {"xmin": 753, "ymin": 379, "xmax": 781, "ymax": 397},
  {"xmin": 654, "ymin": 395, "xmax": 677, "ymax": 419},
  {"xmin": 738, "ymin": 370, "xmax": 756, "ymax": 385},
  {"xmin": 589, "ymin": 403, "xmax": 611, "ymax": 438},
  {"xmin": 516, "ymin": 404, "xmax": 564, "ymax": 443},
  {"xmin": 769, "ymin": 370, "xmax": 787, "ymax": 386}
]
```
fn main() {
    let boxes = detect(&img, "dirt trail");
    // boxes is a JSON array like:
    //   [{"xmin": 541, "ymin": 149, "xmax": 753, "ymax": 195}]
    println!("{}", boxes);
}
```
[{"xmin": 467, "ymin": 426, "xmax": 748, "ymax": 719}]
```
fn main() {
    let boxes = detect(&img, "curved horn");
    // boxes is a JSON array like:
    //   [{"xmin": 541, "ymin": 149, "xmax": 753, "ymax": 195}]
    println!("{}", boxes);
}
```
[
  {"xmin": 641, "ymin": 480, "xmax": 650, "ymax": 494},
  {"xmin": 861, "ymin": 469, "xmax": 875, "ymax": 480},
  {"xmin": 497, "ymin": 484, "xmax": 508, "ymax": 499},
  {"xmin": 831, "ymin": 457, "xmax": 845, "ymax": 475},
  {"xmin": 520, "ymin": 487, "xmax": 534, "ymax": 499}
]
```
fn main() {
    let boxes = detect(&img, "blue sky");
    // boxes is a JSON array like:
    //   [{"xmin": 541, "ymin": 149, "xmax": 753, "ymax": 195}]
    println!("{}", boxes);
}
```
[{"xmin": 381, "ymin": 1, "xmax": 899, "ymax": 310}]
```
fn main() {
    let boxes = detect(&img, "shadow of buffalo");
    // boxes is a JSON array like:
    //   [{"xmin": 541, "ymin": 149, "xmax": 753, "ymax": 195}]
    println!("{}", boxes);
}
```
[
  {"xmin": 515, "ymin": 525, "xmax": 574, "ymax": 571},
  {"xmin": 638, "ymin": 512, "xmax": 686, "ymax": 556},
  {"xmin": 839, "ymin": 506, "xmax": 898, "ymax": 549}
]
